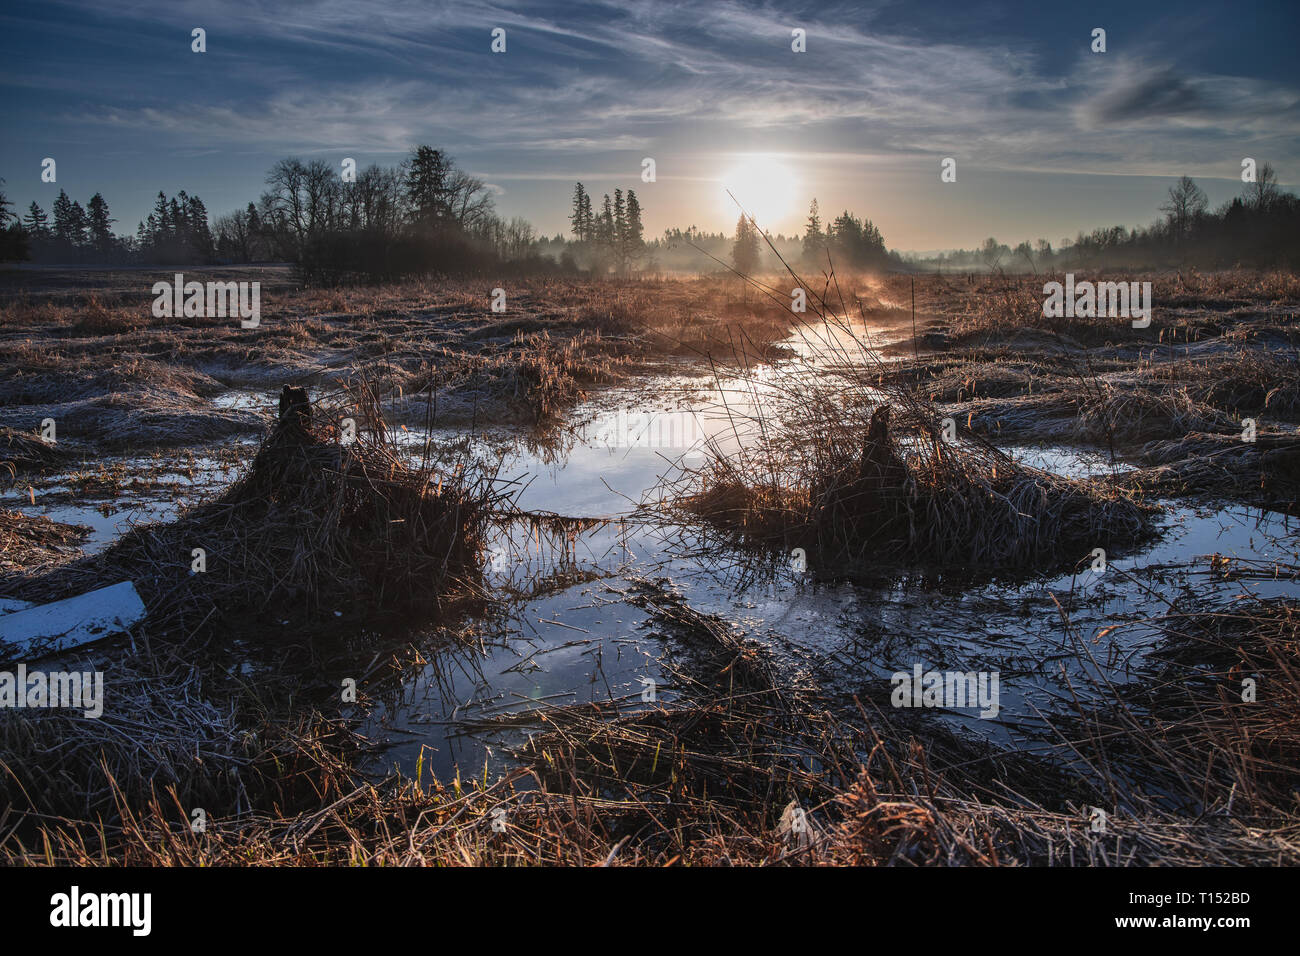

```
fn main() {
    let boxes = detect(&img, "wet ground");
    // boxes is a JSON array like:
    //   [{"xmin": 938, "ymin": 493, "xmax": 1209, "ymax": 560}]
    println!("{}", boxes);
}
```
[{"xmin": 9, "ymin": 319, "xmax": 1298, "ymax": 791}]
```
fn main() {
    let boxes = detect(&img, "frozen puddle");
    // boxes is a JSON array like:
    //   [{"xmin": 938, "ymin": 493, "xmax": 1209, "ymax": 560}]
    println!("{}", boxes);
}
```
[{"xmin": 6, "ymin": 446, "xmax": 253, "ymax": 553}]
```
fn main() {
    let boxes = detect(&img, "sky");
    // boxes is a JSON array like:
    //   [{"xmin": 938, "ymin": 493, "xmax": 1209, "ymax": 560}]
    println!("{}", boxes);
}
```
[{"xmin": 2, "ymin": 0, "xmax": 1298, "ymax": 252}]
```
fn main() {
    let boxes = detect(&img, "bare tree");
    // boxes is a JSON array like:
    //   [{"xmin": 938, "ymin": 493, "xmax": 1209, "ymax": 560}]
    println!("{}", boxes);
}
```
[
  {"xmin": 1245, "ymin": 161, "xmax": 1281, "ymax": 211},
  {"xmin": 302, "ymin": 159, "xmax": 340, "ymax": 236},
  {"xmin": 214, "ymin": 208, "xmax": 253, "ymax": 261},
  {"xmin": 503, "ymin": 215, "xmax": 535, "ymax": 259},
  {"xmin": 447, "ymin": 169, "xmax": 495, "ymax": 233},
  {"xmin": 1160, "ymin": 175, "xmax": 1208, "ymax": 239},
  {"xmin": 353, "ymin": 164, "xmax": 405, "ymax": 239},
  {"xmin": 261, "ymin": 158, "xmax": 308, "ymax": 254}
]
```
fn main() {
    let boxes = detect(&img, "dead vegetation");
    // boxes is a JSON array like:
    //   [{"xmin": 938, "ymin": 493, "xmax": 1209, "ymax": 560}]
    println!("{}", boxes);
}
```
[
  {"xmin": 0, "ymin": 509, "xmax": 88, "ymax": 575},
  {"xmin": 2, "ymin": 266, "xmax": 1298, "ymax": 868},
  {"xmin": 667, "ymin": 261, "xmax": 1157, "ymax": 578},
  {"xmin": 0, "ymin": 426, "xmax": 74, "ymax": 487},
  {"xmin": 0, "ymin": 270, "xmax": 799, "ymax": 450},
  {"xmin": 0, "ymin": 384, "xmax": 501, "ymax": 638},
  {"xmin": 6, "ymin": 574, "xmax": 1296, "ymax": 867},
  {"xmin": 860, "ymin": 271, "xmax": 1300, "ymax": 513},
  {"xmin": 879, "ymin": 268, "xmax": 1300, "ymax": 349}
]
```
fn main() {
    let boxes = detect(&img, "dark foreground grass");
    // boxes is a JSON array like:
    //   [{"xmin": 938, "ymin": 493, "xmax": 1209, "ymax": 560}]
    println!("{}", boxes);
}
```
[
  {"xmin": 3, "ymin": 577, "xmax": 1295, "ymax": 866},
  {"xmin": 0, "ymin": 383, "xmax": 503, "ymax": 643}
]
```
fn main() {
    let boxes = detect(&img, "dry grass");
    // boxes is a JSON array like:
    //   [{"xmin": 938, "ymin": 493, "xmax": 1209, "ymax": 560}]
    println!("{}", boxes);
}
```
[
  {"xmin": 0, "ymin": 509, "xmax": 88, "ymax": 575},
  {"xmin": 7, "ymin": 579, "xmax": 1296, "ymax": 866},
  {"xmin": 1, "ymin": 383, "xmax": 501, "ymax": 637},
  {"xmin": 0, "ymin": 271, "xmax": 800, "ymax": 450},
  {"xmin": 0, "ymin": 426, "xmax": 73, "ymax": 485},
  {"xmin": 2, "ymin": 266, "xmax": 1297, "ymax": 867},
  {"xmin": 880, "ymin": 269, "xmax": 1300, "ymax": 350},
  {"xmin": 666, "ymin": 259, "xmax": 1156, "ymax": 578}
]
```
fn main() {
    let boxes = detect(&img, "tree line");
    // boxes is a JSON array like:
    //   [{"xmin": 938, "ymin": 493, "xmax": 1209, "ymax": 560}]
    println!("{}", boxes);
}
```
[
  {"xmin": 568, "ymin": 183, "xmax": 645, "ymax": 273},
  {"xmin": 0, "ymin": 148, "xmax": 557, "ymax": 282},
  {"xmin": 907, "ymin": 164, "xmax": 1298, "ymax": 272},
  {"xmin": 6, "ymin": 161, "xmax": 1293, "ymax": 277},
  {"xmin": 798, "ymin": 199, "xmax": 892, "ymax": 271},
  {"xmin": 245, "ymin": 147, "xmax": 555, "ymax": 282},
  {"xmin": 727, "ymin": 199, "xmax": 895, "ymax": 275}
]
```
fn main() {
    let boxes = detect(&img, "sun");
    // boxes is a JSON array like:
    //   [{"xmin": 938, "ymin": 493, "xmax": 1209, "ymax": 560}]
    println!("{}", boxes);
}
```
[{"xmin": 718, "ymin": 155, "xmax": 800, "ymax": 231}]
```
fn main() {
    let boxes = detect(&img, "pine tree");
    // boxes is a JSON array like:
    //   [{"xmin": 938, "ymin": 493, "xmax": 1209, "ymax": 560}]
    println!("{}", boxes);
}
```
[
  {"xmin": 169, "ymin": 197, "xmax": 184, "ymax": 244},
  {"xmin": 599, "ymin": 194, "xmax": 614, "ymax": 247},
  {"xmin": 405, "ymin": 145, "xmax": 452, "ymax": 228},
  {"xmin": 0, "ymin": 179, "xmax": 27, "ymax": 263},
  {"xmin": 24, "ymin": 202, "xmax": 50, "ymax": 239},
  {"xmin": 623, "ymin": 190, "xmax": 645, "ymax": 268},
  {"xmin": 184, "ymin": 194, "xmax": 212, "ymax": 259},
  {"xmin": 70, "ymin": 200, "xmax": 89, "ymax": 247},
  {"xmin": 52, "ymin": 190, "xmax": 77, "ymax": 244},
  {"xmin": 86, "ymin": 193, "xmax": 115, "ymax": 256},
  {"xmin": 246, "ymin": 202, "xmax": 263, "ymax": 258},
  {"xmin": 613, "ymin": 189, "xmax": 627, "ymax": 271},
  {"xmin": 570, "ymin": 183, "xmax": 589, "ymax": 241},
  {"xmin": 151, "ymin": 192, "xmax": 171, "ymax": 241},
  {"xmin": 732, "ymin": 214, "xmax": 760, "ymax": 274},
  {"xmin": 802, "ymin": 198, "xmax": 823, "ymax": 263}
]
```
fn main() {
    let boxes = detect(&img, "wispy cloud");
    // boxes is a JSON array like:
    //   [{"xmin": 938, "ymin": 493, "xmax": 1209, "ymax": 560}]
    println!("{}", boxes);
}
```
[{"xmin": 4, "ymin": 0, "xmax": 1297, "ymax": 243}]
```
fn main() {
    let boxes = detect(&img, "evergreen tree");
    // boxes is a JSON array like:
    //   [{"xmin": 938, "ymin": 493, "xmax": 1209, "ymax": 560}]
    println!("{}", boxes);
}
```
[
  {"xmin": 151, "ymin": 191, "xmax": 171, "ymax": 242},
  {"xmin": 69, "ymin": 200, "xmax": 89, "ymax": 246},
  {"xmin": 598, "ymin": 194, "xmax": 614, "ymax": 247},
  {"xmin": 0, "ymin": 179, "xmax": 28, "ymax": 262},
  {"xmin": 405, "ymin": 145, "xmax": 452, "ymax": 228},
  {"xmin": 52, "ymin": 190, "xmax": 78, "ymax": 244},
  {"xmin": 623, "ymin": 189, "xmax": 645, "ymax": 266},
  {"xmin": 613, "ymin": 189, "xmax": 627, "ymax": 270},
  {"xmin": 184, "ymin": 193, "xmax": 212, "ymax": 258},
  {"xmin": 732, "ymin": 214, "xmax": 760, "ymax": 274},
  {"xmin": 246, "ymin": 202, "xmax": 263, "ymax": 258},
  {"xmin": 570, "ymin": 182, "xmax": 590, "ymax": 241},
  {"xmin": 23, "ymin": 202, "xmax": 50, "ymax": 239},
  {"xmin": 86, "ymin": 193, "xmax": 115, "ymax": 256},
  {"xmin": 168, "ymin": 197, "xmax": 184, "ymax": 242},
  {"xmin": 802, "ymin": 198, "xmax": 823, "ymax": 263}
]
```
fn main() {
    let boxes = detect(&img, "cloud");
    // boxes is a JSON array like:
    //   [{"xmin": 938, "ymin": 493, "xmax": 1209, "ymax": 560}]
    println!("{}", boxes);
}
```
[
  {"xmin": 9, "ymin": 0, "xmax": 1300, "ymax": 241},
  {"xmin": 1082, "ymin": 67, "xmax": 1208, "ymax": 123}
]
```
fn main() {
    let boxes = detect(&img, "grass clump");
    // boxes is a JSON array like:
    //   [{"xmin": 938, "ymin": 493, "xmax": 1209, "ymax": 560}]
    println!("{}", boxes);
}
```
[
  {"xmin": 669, "ymin": 248, "xmax": 1156, "ymax": 579},
  {"xmin": 2, "ymin": 384, "xmax": 502, "ymax": 638}
]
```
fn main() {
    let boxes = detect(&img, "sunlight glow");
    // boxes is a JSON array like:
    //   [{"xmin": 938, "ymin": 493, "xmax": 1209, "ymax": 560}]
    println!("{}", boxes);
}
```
[{"xmin": 717, "ymin": 155, "xmax": 800, "ymax": 232}]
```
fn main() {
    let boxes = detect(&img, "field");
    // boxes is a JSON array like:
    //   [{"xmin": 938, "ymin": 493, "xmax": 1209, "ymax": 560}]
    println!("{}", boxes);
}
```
[{"xmin": 1, "ymin": 265, "xmax": 1298, "ymax": 866}]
